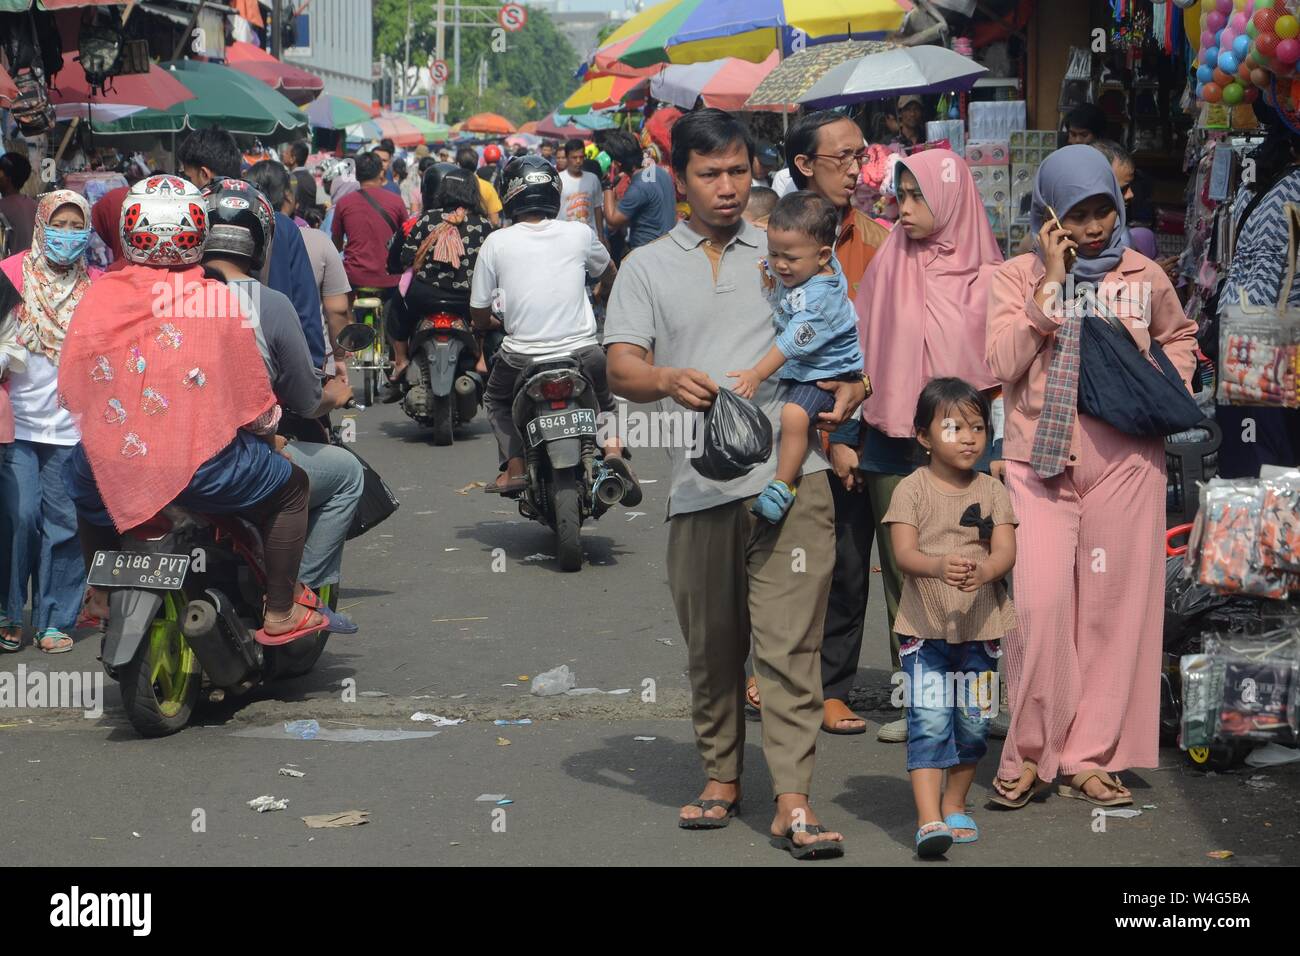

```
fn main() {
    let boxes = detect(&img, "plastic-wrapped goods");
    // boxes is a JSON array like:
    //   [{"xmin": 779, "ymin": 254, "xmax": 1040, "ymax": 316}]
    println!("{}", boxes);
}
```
[
  {"xmin": 1181, "ymin": 631, "xmax": 1300, "ymax": 747},
  {"xmin": 1217, "ymin": 329, "xmax": 1299, "ymax": 407},
  {"xmin": 1196, "ymin": 482, "xmax": 1293, "ymax": 598},
  {"xmin": 1256, "ymin": 475, "xmax": 1300, "ymax": 572}
]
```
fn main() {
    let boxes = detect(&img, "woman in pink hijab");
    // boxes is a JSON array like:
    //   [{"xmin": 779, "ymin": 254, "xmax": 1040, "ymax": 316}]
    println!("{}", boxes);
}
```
[{"xmin": 828, "ymin": 149, "xmax": 1005, "ymax": 743}]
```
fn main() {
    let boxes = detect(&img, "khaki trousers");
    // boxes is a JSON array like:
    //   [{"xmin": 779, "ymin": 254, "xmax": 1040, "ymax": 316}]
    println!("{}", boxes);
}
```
[{"xmin": 666, "ymin": 471, "xmax": 835, "ymax": 796}]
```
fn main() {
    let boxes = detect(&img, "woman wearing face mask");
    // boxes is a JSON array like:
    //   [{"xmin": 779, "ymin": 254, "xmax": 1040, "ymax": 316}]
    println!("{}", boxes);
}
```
[
  {"xmin": 985, "ymin": 146, "xmax": 1197, "ymax": 809},
  {"xmin": 0, "ymin": 190, "xmax": 100, "ymax": 653}
]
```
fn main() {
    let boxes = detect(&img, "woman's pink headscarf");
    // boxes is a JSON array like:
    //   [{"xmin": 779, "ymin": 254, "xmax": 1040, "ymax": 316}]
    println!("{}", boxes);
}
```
[{"xmin": 853, "ymin": 149, "xmax": 1003, "ymax": 438}]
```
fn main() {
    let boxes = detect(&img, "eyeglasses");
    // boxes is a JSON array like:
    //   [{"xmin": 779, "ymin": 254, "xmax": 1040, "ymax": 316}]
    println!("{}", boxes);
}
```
[{"xmin": 807, "ymin": 147, "xmax": 869, "ymax": 169}]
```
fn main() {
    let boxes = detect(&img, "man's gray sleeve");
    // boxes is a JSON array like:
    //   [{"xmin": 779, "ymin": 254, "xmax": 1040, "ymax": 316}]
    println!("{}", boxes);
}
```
[
  {"xmin": 263, "ymin": 289, "xmax": 323, "ymax": 416},
  {"xmin": 602, "ymin": 254, "xmax": 655, "ymax": 352}
]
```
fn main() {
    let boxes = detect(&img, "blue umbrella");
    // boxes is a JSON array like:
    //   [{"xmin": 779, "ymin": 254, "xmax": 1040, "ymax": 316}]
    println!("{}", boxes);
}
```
[{"xmin": 571, "ymin": 110, "xmax": 618, "ymax": 131}]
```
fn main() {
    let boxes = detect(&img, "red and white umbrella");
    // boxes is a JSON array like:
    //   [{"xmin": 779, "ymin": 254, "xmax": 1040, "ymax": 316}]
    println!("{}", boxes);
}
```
[
  {"xmin": 48, "ymin": 57, "xmax": 195, "ymax": 123},
  {"xmin": 650, "ymin": 51, "xmax": 782, "ymax": 112}
]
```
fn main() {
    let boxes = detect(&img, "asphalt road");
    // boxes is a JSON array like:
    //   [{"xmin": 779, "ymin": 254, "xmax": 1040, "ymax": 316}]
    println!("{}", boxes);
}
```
[{"xmin": 3, "ymin": 396, "xmax": 1298, "ymax": 866}]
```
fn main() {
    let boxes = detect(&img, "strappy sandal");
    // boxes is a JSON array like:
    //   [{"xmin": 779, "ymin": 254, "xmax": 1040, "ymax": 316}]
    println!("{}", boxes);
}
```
[
  {"xmin": 989, "ymin": 761, "xmax": 1049, "ymax": 809},
  {"xmin": 1057, "ymin": 770, "xmax": 1133, "ymax": 807},
  {"xmin": 771, "ymin": 824, "xmax": 845, "ymax": 860},
  {"xmin": 1, "ymin": 622, "xmax": 22, "ymax": 653},
  {"xmin": 745, "ymin": 675, "xmax": 761, "ymax": 711},
  {"xmin": 678, "ymin": 798, "xmax": 740, "ymax": 830},
  {"xmin": 36, "ymin": 628, "xmax": 74, "ymax": 654}
]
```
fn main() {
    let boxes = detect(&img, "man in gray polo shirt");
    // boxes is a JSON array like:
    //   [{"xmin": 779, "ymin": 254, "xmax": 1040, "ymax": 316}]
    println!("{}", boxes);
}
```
[{"xmin": 605, "ymin": 109, "xmax": 866, "ymax": 859}]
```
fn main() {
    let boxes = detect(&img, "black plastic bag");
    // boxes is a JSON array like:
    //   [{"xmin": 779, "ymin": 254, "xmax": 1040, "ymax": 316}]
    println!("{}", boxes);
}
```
[
  {"xmin": 691, "ymin": 388, "xmax": 772, "ymax": 482},
  {"xmin": 344, "ymin": 449, "xmax": 399, "ymax": 540}
]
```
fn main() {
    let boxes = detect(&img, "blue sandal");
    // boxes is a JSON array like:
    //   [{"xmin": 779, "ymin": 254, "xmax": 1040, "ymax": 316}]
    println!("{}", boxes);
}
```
[
  {"xmin": 751, "ymin": 480, "xmax": 795, "ymax": 523},
  {"xmin": 944, "ymin": 812, "xmax": 980, "ymax": 844},
  {"xmin": 915, "ymin": 821, "xmax": 953, "ymax": 858},
  {"xmin": 1, "ymin": 619, "xmax": 21, "ymax": 653}
]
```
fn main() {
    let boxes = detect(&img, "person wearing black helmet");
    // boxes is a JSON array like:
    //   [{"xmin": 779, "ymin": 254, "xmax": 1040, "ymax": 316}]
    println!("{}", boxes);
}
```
[
  {"xmin": 381, "ymin": 166, "xmax": 493, "ymax": 393},
  {"xmin": 200, "ymin": 178, "xmax": 362, "ymax": 622},
  {"xmin": 470, "ymin": 155, "xmax": 637, "ymax": 502}
]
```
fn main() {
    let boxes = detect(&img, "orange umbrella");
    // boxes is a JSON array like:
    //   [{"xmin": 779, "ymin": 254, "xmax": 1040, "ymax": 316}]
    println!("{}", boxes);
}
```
[
  {"xmin": 518, "ymin": 120, "xmax": 540, "ymax": 134},
  {"xmin": 462, "ymin": 112, "xmax": 517, "ymax": 135}
]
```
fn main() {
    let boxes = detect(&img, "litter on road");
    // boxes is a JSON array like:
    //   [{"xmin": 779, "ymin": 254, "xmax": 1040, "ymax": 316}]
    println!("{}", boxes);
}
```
[
  {"xmin": 248, "ymin": 795, "xmax": 289, "ymax": 813},
  {"xmin": 278, "ymin": 768, "xmax": 306, "ymax": 778},
  {"xmin": 1244, "ymin": 743, "xmax": 1300, "ymax": 767},
  {"xmin": 497, "ymin": 737, "xmax": 511, "ymax": 746},
  {"xmin": 234, "ymin": 726, "xmax": 440, "ymax": 743},
  {"xmin": 634, "ymin": 736, "xmax": 657, "ymax": 742},
  {"xmin": 475, "ymin": 793, "xmax": 508, "ymax": 802},
  {"xmin": 302, "ymin": 810, "xmax": 370, "ymax": 828},
  {"xmin": 456, "ymin": 481, "xmax": 487, "ymax": 494},
  {"xmin": 410, "ymin": 712, "xmax": 465, "ymax": 726},
  {"xmin": 494, "ymin": 719, "xmax": 532, "ymax": 726},
  {"xmin": 532, "ymin": 664, "xmax": 576, "ymax": 697}
]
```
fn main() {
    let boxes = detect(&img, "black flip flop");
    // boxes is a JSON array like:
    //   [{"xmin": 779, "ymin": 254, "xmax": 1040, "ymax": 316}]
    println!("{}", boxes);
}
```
[
  {"xmin": 678, "ymin": 799, "xmax": 740, "ymax": 830},
  {"xmin": 770, "ymin": 824, "xmax": 845, "ymax": 860}
]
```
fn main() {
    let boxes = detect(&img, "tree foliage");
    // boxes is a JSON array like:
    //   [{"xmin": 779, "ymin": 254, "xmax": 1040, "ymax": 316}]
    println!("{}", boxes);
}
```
[{"xmin": 373, "ymin": 0, "xmax": 579, "ymax": 123}]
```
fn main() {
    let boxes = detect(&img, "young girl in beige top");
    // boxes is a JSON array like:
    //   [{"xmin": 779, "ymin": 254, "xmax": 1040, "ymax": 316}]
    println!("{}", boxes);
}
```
[{"xmin": 883, "ymin": 378, "xmax": 1017, "ymax": 858}]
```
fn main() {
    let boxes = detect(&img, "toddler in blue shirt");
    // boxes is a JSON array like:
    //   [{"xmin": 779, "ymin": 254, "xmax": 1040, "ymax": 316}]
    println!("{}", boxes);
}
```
[{"xmin": 729, "ymin": 191, "xmax": 865, "ymax": 523}]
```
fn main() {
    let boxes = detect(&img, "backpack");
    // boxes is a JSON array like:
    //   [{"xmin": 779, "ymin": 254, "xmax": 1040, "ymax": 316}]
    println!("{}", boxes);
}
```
[
  {"xmin": 11, "ymin": 68, "xmax": 55, "ymax": 137},
  {"xmin": 0, "ymin": 10, "xmax": 62, "ymax": 80},
  {"xmin": 76, "ymin": 14, "xmax": 125, "ymax": 96}
]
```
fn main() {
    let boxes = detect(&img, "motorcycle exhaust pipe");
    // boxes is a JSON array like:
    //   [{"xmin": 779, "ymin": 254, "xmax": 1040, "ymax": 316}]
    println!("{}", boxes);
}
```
[
  {"xmin": 181, "ymin": 590, "xmax": 261, "ymax": 689},
  {"xmin": 454, "ymin": 373, "xmax": 479, "ymax": 396},
  {"xmin": 592, "ymin": 472, "xmax": 627, "ymax": 507}
]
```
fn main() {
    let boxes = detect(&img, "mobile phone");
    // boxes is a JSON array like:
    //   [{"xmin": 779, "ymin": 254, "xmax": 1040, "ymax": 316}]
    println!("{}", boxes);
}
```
[{"xmin": 1044, "ymin": 204, "xmax": 1077, "ymax": 271}]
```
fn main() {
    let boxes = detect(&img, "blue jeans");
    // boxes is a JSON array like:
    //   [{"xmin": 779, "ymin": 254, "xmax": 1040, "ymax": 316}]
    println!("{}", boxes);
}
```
[
  {"xmin": 902, "ymin": 639, "xmax": 1000, "ymax": 771},
  {"xmin": 0, "ymin": 440, "xmax": 84, "ymax": 633},
  {"xmin": 283, "ymin": 442, "xmax": 363, "ymax": 589}
]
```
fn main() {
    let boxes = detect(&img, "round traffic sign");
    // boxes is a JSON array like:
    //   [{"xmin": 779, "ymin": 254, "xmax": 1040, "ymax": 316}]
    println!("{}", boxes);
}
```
[
  {"xmin": 499, "ymin": 3, "xmax": 526, "ymax": 32},
  {"xmin": 429, "ymin": 59, "xmax": 449, "ymax": 85}
]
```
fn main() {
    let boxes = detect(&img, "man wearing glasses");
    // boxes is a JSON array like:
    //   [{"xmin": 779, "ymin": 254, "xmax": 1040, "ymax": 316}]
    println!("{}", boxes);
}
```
[{"xmin": 746, "ymin": 111, "xmax": 893, "ymax": 740}]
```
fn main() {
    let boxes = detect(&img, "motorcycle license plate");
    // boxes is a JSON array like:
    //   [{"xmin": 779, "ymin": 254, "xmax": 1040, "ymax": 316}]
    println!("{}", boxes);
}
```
[
  {"xmin": 526, "ymin": 408, "xmax": 597, "ymax": 447},
  {"xmin": 87, "ymin": 551, "xmax": 190, "ymax": 590}
]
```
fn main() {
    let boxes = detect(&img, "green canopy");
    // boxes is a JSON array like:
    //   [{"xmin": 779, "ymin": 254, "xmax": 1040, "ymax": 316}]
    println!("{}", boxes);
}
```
[
  {"xmin": 403, "ymin": 114, "xmax": 452, "ymax": 142},
  {"xmin": 90, "ymin": 59, "xmax": 308, "ymax": 138}
]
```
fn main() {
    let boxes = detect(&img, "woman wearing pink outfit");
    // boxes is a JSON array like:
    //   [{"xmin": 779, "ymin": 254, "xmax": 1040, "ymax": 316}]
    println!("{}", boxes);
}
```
[{"xmin": 985, "ymin": 146, "xmax": 1197, "ymax": 807}]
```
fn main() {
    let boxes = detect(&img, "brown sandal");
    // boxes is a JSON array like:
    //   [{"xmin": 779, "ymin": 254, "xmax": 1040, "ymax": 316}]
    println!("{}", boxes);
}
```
[
  {"xmin": 990, "ymin": 761, "xmax": 1049, "ymax": 809},
  {"xmin": 821, "ymin": 698, "xmax": 867, "ymax": 735},
  {"xmin": 1057, "ymin": 770, "xmax": 1133, "ymax": 807},
  {"xmin": 745, "ymin": 675, "xmax": 761, "ymax": 710}
]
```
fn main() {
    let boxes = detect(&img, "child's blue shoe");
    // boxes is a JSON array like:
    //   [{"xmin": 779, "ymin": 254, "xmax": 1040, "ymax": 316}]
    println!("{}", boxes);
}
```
[
  {"xmin": 751, "ymin": 480, "xmax": 795, "ymax": 523},
  {"xmin": 915, "ymin": 821, "xmax": 953, "ymax": 858},
  {"xmin": 943, "ymin": 813, "xmax": 979, "ymax": 844}
]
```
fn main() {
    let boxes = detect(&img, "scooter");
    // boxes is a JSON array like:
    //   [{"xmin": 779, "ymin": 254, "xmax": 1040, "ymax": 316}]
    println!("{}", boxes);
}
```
[
  {"xmin": 90, "ymin": 508, "xmax": 337, "ymax": 738},
  {"xmin": 400, "ymin": 301, "xmax": 483, "ymax": 446},
  {"xmin": 500, "ymin": 355, "xmax": 637, "ymax": 572}
]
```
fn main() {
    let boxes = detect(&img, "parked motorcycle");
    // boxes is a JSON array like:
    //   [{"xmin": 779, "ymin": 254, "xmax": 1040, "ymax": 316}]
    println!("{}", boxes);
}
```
[
  {"xmin": 499, "ymin": 355, "xmax": 637, "ymax": 571},
  {"xmin": 399, "ymin": 302, "xmax": 483, "ymax": 445},
  {"xmin": 90, "ymin": 507, "xmax": 338, "ymax": 738}
]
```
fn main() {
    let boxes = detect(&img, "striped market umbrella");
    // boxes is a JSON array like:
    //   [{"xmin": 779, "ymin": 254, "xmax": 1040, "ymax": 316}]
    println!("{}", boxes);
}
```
[
  {"xmin": 650, "ymin": 51, "xmax": 781, "ymax": 112},
  {"xmin": 346, "ymin": 112, "xmax": 425, "ymax": 148},
  {"xmin": 558, "ymin": 73, "xmax": 649, "ymax": 116},
  {"xmin": 403, "ymin": 114, "xmax": 452, "ymax": 142},
  {"xmin": 745, "ymin": 39, "xmax": 892, "ymax": 109},
  {"xmin": 536, "ymin": 111, "xmax": 593, "ymax": 141},
  {"xmin": 590, "ymin": 0, "xmax": 911, "ymax": 70},
  {"xmin": 306, "ymin": 92, "xmax": 374, "ymax": 129},
  {"xmin": 224, "ymin": 41, "xmax": 324, "ymax": 106},
  {"xmin": 572, "ymin": 110, "xmax": 618, "ymax": 131}
]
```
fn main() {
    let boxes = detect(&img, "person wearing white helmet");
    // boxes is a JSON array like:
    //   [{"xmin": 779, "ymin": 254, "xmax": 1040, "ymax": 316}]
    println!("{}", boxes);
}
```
[{"xmin": 61, "ymin": 175, "xmax": 345, "ymax": 645}]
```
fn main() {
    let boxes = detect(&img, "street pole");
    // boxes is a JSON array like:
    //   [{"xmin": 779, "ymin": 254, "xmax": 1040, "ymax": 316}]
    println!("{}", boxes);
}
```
[
  {"xmin": 271, "ymin": 0, "xmax": 283, "ymax": 59},
  {"xmin": 404, "ymin": 0, "xmax": 412, "ymax": 97},
  {"xmin": 454, "ymin": 0, "xmax": 462, "ymax": 87},
  {"xmin": 436, "ymin": 0, "xmax": 446, "ymax": 124}
]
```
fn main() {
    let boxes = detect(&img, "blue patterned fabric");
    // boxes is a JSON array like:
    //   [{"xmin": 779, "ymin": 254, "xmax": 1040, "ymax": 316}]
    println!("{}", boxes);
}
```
[{"xmin": 1222, "ymin": 169, "xmax": 1300, "ymax": 311}]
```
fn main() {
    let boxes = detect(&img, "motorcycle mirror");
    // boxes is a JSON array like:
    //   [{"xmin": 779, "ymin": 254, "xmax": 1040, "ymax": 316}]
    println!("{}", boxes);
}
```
[{"xmin": 335, "ymin": 322, "xmax": 376, "ymax": 353}]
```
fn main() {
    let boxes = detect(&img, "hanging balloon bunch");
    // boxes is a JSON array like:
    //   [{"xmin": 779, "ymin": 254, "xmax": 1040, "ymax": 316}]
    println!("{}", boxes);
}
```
[{"xmin": 1195, "ymin": 0, "xmax": 1300, "ymax": 107}]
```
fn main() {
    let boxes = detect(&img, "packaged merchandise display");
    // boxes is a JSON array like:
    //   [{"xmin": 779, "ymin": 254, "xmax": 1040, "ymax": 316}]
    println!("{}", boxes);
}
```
[{"xmin": 1180, "ymin": 631, "xmax": 1300, "ymax": 749}]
